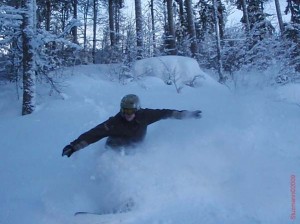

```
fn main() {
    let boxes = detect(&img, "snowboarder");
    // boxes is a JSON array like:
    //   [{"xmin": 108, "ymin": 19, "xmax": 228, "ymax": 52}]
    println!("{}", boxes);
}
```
[{"xmin": 62, "ymin": 94, "xmax": 202, "ymax": 157}]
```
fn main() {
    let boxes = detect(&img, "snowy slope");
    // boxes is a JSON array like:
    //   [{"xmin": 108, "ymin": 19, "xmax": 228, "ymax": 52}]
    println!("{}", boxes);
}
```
[{"xmin": 0, "ymin": 56, "xmax": 299, "ymax": 224}]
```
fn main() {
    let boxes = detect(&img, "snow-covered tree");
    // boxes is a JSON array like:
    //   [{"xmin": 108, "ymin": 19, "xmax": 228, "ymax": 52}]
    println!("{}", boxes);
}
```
[
  {"xmin": 283, "ymin": 0, "xmax": 300, "ymax": 74},
  {"xmin": 0, "ymin": 3, "xmax": 23, "ymax": 81},
  {"xmin": 195, "ymin": 0, "xmax": 215, "ymax": 41},
  {"xmin": 194, "ymin": 0, "xmax": 225, "ymax": 40},
  {"xmin": 1, "ymin": 0, "xmax": 81, "ymax": 114},
  {"xmin": 192, "ymin": 0, "xmax": 227, "ymax": 75},
  {"xmin": 285, "ymin": 0, "xmax": 300, "ymax": 24},
  {"xmin": 235, "ymin": 0, "xmax": 250, "ymax": 33}
]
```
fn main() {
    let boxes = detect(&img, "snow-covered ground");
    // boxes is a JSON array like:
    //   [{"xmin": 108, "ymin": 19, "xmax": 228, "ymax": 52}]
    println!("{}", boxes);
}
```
[{"xmin": 0, "ymin": 56, "xmax": 299, "ymax": 224}]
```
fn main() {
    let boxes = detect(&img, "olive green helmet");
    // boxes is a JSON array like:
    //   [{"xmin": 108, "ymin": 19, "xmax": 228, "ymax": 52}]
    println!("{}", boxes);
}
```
[{"xmin": 120, "ymin": 94, "xmax": 141, "ymax": 113}]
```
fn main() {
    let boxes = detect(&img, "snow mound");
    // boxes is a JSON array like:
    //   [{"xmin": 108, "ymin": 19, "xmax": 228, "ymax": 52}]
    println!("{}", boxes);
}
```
[{"xmin": 133, "ymin": 56, "xmax": 217, "ymax": 89}]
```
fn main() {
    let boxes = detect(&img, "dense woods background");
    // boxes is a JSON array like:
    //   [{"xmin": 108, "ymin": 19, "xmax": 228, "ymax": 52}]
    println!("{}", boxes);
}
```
[{"xmin": 0, "ymin": 0, "xmax": 299, "ymax": 115}]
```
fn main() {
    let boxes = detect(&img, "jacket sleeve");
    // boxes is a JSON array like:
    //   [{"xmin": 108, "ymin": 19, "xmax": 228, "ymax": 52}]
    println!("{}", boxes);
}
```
[
  {"xmin": 142, "ymin": 108, "xmax": 180, "ymax": 125},
  {"xmin": 70, "ymin": 118, "xmax": 113, "ymax": 151}
]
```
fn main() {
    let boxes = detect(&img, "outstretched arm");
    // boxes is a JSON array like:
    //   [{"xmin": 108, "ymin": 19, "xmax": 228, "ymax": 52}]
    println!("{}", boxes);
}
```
[
  {"xmin": 143, "ymin": 108, "xmax": 202, "ymax": 125},
  {"xmin": 62, "ymin": 120, "xmax": 112, "ymax": 157}
]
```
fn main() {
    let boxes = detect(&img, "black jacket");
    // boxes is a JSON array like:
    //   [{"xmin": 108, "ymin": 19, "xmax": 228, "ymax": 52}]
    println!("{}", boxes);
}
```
[{"xmin": 70, "ymin": 108, "xmax": 181, "ymax": 150}]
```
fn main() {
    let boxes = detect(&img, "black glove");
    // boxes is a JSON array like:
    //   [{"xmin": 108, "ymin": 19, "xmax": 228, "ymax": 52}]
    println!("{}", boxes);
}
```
[{"xmin": 62, "ymin": 144, "xmax": 75, "ymax": 157}]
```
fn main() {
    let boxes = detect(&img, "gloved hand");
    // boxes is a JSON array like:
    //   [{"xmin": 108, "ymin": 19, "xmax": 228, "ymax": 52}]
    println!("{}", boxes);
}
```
[
  {"xmin": 172, "ymin": 110, "xmax": 202, "ymax": 119},
  {"xmin": 189, "ymin": 110, "xmax": 202, "ymax": 118},
  {"xmin": 62, "ymin": 144, "xmax": 75, "ymax": 157}
]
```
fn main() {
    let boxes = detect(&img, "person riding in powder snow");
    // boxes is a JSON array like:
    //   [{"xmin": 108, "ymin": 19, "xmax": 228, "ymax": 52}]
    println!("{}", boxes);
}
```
[{"xmin": 62, "ymin": 94, "xmax": 202, "ymax": 157}]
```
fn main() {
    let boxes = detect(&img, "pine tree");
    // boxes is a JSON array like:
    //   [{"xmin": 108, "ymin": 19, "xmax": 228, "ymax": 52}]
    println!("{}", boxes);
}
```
[
  {"xmin": 284, "ymin": 0, "xmax": 300, "ymax": 73},
  {"xmin": 0, "ymin": 1, "xmax": 23, "ymax": 81},
  {"xmin": 247, "ymin": 0, "xmax": 274, "ymax": 45},
  {"xmin": 195, "ymin": 0, "xmax": 215, "ymax": 41},
  {"xmin": 285, "ymin": 0, "xmax": 300, "ymax": 24},
  {"xmin": 236, "ymin": 0, "xmax": 250, "ymax": 33}
]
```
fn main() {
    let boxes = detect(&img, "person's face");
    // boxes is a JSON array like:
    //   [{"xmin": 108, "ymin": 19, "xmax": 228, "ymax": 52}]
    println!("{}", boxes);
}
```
[
  {"xmin": 121, "ymin": 108, "xmax": 136, "ymax": 122},
  {"xmin": 124, "ymin": 113, "xmax": 135, "ymax": 121}
]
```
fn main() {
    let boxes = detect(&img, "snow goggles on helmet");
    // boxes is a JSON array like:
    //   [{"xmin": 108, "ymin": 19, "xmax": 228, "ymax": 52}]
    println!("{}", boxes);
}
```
[{"xmin": 121, "ymin": 108, "xmax": 137, "ymax": 115}]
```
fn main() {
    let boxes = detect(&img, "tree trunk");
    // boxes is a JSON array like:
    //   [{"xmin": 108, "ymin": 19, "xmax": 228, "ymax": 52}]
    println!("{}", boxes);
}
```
[
  {"xmin": 60, "ymin": 2, "xmax": 69, "ymax": 31},
  {"xmin": 176, "ymin": 0, "xmax": 185, "ymax": 28},
  {"xmin": 274, "ymin": 0, "xmax": 284, "ymax": 34},
  {"xmin": 213, "ymin": 0, "xmax": 225, "ymax": 83},
  {"xmin": 21, "ymin": 0, "xmax": 36, "ymax": 115},
  {"xmin": 45, "ymin": 0, "xmax": 51, "ymax": 31},
  {"xmin": 92, "ymin": 0, "xmax": 98, "ymax": 64},
  {"xmin": 109, "ymin": 0, "xmax": 116, "ymax": 47},
  {"xmin": 241, "ymin": 0, "xmax": 250, "ymax": 34},
  {"xmin": 166, "ymin": 0, "xmax": 177, "ymax": 55},
  {"xmin": 115, "ymin": 3, "xmax": 120, "ymax": 43},
  {"xmin": 217, "ymin": 0, "xmax": 225, "ymax": 39},
  {"xmin": 185, "ymin": 0, "xmax": 198, "ymax": 58},
  {"xmin": 72, "ymin": 0, "xmax": 78, "ymax": 44},
  {"xmin": 83, "ymin": 0, "xmax": 90, "ymax": 50},
  {"xmin": 135, "ymin": 0, "xmax": 143, "ymax": 59},
  {"xmin": 175, "ymin": 0, "xmax": 184, "ymax": 44},
  {"xmin": 150, "ymin": 0, "xmax": 156, "ymax": 51}
]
